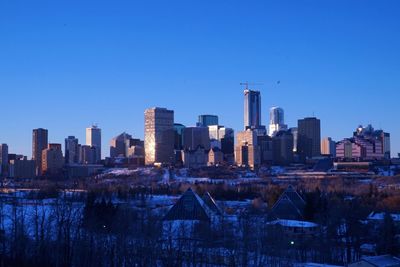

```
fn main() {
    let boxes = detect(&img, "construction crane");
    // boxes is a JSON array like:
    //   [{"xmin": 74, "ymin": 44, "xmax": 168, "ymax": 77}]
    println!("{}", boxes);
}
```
[{"xmin": 240, "ymin": 81, "xmax": 264, "ymax": 90}]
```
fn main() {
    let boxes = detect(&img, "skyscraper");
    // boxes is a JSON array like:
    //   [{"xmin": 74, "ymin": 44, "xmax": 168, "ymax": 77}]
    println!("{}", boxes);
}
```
[
  {"xmin": 32, "ymin": 128, "xmax": 48, "ymax": 176},
  {"xmin": 297, "ymin": 117, "xmax": 321, "ymax": 160},
  {"xmin": 244, "ymin": 90, "xmax": 261, "ymax": 129},
  {"xmin": 144, "ymin": 107, "xmax": 174, "ymax": 165},
  {"xmin": 86, "ymin": 125, "xmax": 102, "ymax": 163},
  {"xmin": 269, "ymin": 107, "xmax": 288, "ymax": 136},
  {"xmin": 198, "ymin": 115, "xmax": 219, "ymax": 127},
  {"xmin": 244, "ymin": 90, "xmax": 266, "ymax": 135},
  {"xmin": 0, "ymin": 144, "xmax": 8, "ymax": 177},
  {"xmin": 65, "ymin": 136, "xmax": 79, "ymax": 164}
]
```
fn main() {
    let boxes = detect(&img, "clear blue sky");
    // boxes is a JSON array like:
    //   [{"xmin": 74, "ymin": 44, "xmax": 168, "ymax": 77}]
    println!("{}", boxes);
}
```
[{"xmin": 1, "ymin": 0, "xmax": 399, "ymax": 158}]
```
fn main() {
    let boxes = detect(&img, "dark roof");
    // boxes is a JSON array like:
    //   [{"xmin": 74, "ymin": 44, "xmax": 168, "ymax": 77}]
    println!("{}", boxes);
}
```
[
  {"xmin": 202, "ymin": 192, "xmax": 222, "ymax": 215},
  {"xmin": 271, "ymin": 186, "xmax": 306, "ymax": 220},
  {"xmin": 164, "ymin": 188, "xmax": 211, "ymax": 222},
  {"xmin": 360, "ymin": 255, "xmax": 400, "ymax": 267},
  {"xmin": 313, "ymin": 158, "xmax": 334, "ymax": 172}
]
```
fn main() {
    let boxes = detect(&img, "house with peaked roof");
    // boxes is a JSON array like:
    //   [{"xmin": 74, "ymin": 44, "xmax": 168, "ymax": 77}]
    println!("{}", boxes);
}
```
[
  {"xmin": 163, "ymin": 188, "xmax": 222, "ymax": 241},
  {"xmin": 271, "ymin": 185, "xmax": 306, "ymax": 221}
]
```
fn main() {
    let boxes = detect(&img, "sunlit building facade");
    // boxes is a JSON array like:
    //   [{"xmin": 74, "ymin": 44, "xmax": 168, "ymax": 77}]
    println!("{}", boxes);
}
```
[
  {"xmin": 321, "ymin": 137, "xmax": 336, "ymax": 157},
  {"xmin": 86, "ymin": 125, "xmax": 102, "ymax": 163},
  {"xmin": 42, "ymin": 144, "xmax": 64, "ymax": 176},
  {"xmin": 235, "ymin": 129, "xmax": 260, "ymax": 169},
  {"xmin": 144, "ymin": 107, "xmax": 174, "ymax": 165}
]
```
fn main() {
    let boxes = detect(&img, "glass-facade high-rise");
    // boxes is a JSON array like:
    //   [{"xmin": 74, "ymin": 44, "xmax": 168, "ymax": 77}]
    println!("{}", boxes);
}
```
[
  {"xmin": 244, "ymin": 90, "xmax": 261, "ymax": 130},
  {"xmin": 144, "ymin": 107, "xmax": 174, "ymax": 165},
  {"xmin": 269, "ymin": 107, "xmax": 288, "ymax": 136},
  {"xmin": 173, "ymin": 123, "xmax": 186, "ymax": 150},
  {"xmin": 198, "ymin": 115, "xmax": 218, "ymax": 127}
]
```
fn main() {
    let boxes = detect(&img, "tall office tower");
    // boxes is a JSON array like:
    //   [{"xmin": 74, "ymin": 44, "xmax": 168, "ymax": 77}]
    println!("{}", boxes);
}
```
[
  {"xmin": 182, "ymin": 127, "xmax": 210, "ymax": 150},
  {"xmin": 65, "ymin": 136, "xmax": 79, "ymax": 164},
  {"xmin": 272, "ymin": 131, "xmax": 294, "ymax": 165},
  {"xmin": 0, "ymin": 144, "xmax": 9, "ymax": 176},
  {"xmin": 41, "ymin": 144, "xmax": 64, "ymax": 176},
  {"xmin": 269, "ymin": 107, "xmax": 288, "ymax": 136},
  {"xmin": 321, "ymin": 137, "xmax": 336, "ymax": 157},
  {"xmin": 297, "ymin": 117, "xmax": 321, "ymax": 160},
  {"xmin": 110, "ymin": 132, "xmax": 132, "ymax": 158},
  {"xmin": 32, "ymin": 128, "xmax": 48, "ymax": 176},
  {"xmin": 86, "ymin": 125, "xmax": 102, "ymax": 163},
  {"xmin": 244, "ymin": 90, "xmax": 266, "ymax": 136},
  {"xmin": 235, "ymin": 129, "xmax": 260, "ymax": 169},
  {"xmin": 198, "ymin": 115, "xmax": 219, "ymax": 127},
  {"xmin": 144, "ymin": 107, "xmax": 174, "ymax": 165}
]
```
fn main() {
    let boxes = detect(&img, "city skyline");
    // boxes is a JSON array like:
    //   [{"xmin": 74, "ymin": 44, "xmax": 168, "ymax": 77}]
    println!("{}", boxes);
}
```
[
  {"xmin": 1, "ymin": 92, "xmax": 397, "ymax": 159},
  {"xmin": 1, "ymin": 1, "xmax": 399, "ymax": 157}
]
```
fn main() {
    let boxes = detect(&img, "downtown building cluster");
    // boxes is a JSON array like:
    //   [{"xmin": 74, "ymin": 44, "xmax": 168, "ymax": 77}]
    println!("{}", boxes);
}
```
[{"xmin": 0, "ymin": 89, "xmax": 394, "ymax": 178}]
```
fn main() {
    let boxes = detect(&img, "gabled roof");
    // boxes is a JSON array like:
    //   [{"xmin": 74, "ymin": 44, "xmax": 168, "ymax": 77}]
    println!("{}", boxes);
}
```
[
  {"xmin": 164, "ymin": 188, "xmax": 212, "ymax": 222},
  {"xmin": 202, "ymin": 192, "xmax": 222, "ymax": 215},
  {"xmin": 283, "ymin": 185, "xmax": 306, "ymax": 209},
  {"xmin": 271, "ymin": 185, "xmax": 306, "ymax": 220}
]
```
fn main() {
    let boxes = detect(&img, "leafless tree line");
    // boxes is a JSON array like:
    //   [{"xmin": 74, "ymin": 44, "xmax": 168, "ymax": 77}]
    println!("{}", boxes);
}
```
[{"xmin": 0, "ymin": 189, "xmax": 397, "ymax": 267}]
